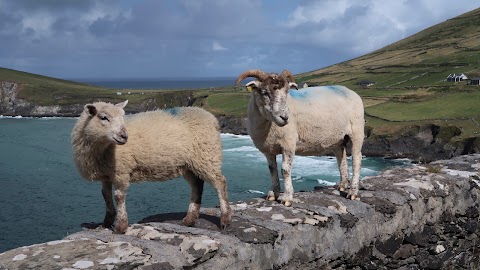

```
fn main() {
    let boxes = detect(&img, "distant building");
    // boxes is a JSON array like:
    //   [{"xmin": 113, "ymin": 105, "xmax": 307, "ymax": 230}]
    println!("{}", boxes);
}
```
[
  {"xmin": 446, "ymin": 73, "xmax": 468, "ymax": 82},
  {"xmin": 470, "ymin": 77, "xmax": 480, "ymax": 85},
  {"xmin": 302, "ymin": 82, "xmax": 320, "ymax": 87},
  {"xmin": 357, "ymin": 80, "xmax": 375, "ymax": 87}
]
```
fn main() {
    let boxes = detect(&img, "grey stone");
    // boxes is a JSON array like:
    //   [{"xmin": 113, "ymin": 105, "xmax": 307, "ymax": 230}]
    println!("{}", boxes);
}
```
[{"xmin": 1, "ymin": 155, "xmax": 480, "ymax": 269}]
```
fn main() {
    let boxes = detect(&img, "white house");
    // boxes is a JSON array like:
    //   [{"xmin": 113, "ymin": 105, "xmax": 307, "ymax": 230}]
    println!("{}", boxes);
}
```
[{"xmin": 446, "ymin": 73, "xmax": 468, "ymax": 82}]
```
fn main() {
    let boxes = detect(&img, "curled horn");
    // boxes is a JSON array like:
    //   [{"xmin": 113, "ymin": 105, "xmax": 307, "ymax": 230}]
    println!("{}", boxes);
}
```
[
  {"xmin": 280, "ymin": 70, "xmax": 296, "ymax": 83},
  {"xmin": 235, "ymin": 69, "xmax": 269, "ymax": 87}
]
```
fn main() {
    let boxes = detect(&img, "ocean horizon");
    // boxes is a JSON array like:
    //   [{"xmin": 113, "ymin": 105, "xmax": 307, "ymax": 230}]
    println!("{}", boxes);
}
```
[{"xmin": 72, "ymin": 77, "xmax": 238, "ymax": 90}]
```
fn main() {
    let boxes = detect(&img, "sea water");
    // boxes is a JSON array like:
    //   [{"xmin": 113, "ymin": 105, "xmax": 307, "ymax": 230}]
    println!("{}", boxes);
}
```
[{"xmin": 0, "ymin": 117, "xmax": 409, "ymax": 252}]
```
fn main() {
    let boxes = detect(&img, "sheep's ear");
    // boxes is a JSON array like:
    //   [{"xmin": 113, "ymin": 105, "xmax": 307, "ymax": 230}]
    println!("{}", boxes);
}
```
[
  {"xmin": 115, "ymin": 100, "xmax": 128, "ymax": 108},
  {"xmin": 84, "ymin": 104, "xmax": 97, "ymax": 116},
  {"xmin": 289, "ymin": 82, "xmax": 299, "ymax": 90},
  {"xmin": 245, "ymin": 81, "xmax": 260, "ymax": 92}
]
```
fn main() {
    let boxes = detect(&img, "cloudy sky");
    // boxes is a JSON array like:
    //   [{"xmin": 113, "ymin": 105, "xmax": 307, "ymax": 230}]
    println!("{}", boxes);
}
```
[{"xmin": 0, "ymin": 0, "xmax": 478, "ymax": 79}]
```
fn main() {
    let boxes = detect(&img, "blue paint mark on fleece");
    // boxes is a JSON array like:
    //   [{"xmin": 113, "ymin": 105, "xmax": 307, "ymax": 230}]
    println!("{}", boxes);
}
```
[
  {"xmin": 326, "ymin": 85, "xmax": 348, "ymax": 97},
  {"xmin": 289, "ymin": 89, "xmax": 310, "ymax": 100},
  {"xmin": 165, "ymin": 107, "xmax": 181, "ymax": 116},
  {"xmin": 289, "ymin": 85, "xmax": 348, "ymax": 100}
]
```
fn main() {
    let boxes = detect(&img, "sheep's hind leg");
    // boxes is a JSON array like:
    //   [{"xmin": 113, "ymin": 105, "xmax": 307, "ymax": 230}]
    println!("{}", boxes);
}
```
[
  {"xmin": 265, "ymin": 153, "xmax": 280, "ymax": 202},
  {"xmin": 113, "ymin": 177, "xmax": 130, "ymax": 234},
  {"xmin": 101, "ymin": 181, "xmax": 116, "ymax": 228},
  {"xmin": 347, "ymin": 140, "xmax": 363, "ymax": 200},
  {"xmin": 333, "ymin": 146, "xmax": 350, "ymax": 192},
  {"xmin": 210, "ymin": 174, "xmax": 232, "ymax": 229},
  {"xmin": 182, "ymin": 171, "xmax": 204, "ymax": 227},
  {"xmin": 281, "ymin": 151, "xmax": 294, "ymax": 207}
]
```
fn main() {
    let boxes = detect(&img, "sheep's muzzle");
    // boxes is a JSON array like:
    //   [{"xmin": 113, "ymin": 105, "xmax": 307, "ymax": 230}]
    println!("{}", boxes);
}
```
[{"xmin": 113, "ymin": 128, "xmax": 128, "ymax": 145}]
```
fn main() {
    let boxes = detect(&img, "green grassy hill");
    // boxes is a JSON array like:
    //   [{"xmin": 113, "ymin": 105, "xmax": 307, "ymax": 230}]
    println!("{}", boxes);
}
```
[
  {"xmin": 296, "ymin": 8, "xmax": 480, "ymax": 89},
  {"xmin": 0, "ymin": 67, "xmax": 247, "ymax": 115},
  {"xmin": 295, "ymin": 8, "xmax": 480, "ymax": 139}
]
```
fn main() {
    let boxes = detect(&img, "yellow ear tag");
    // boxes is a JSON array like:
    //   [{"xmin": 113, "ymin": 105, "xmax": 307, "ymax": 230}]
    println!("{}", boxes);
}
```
[{"xmin": 246, "ymin": 85, "xmax": 253, "ymax": 92}]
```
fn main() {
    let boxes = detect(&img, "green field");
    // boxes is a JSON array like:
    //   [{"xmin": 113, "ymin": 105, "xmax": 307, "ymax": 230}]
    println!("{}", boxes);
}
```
[
  {"xmin": 198, "ymin": 92, "xmax": 250, "ymax": 117},
  {"xmin": 366, "ymin": 91, "xmax": 480, "ymax": 121}
]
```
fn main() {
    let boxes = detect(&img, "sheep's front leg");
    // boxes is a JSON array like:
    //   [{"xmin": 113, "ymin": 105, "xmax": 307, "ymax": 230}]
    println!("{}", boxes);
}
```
[
  {"xmin": 333, "ymin": 146, "xmax": 350, "ymax": 192},
  {"xmin": 265, "ymin": 153, "xmax": 280, "ymax": 202},
  {"xmin": 183, "ymin": 171, "xmax": 204, "ymax": 227},
  {"xmin": 281, "ymin": 151, "xmax": 294, "ymax": 207},
  {"xmin": 113, "ymin": 177, "xmax": 130, "ymax": 234},
  {"xmin": 101, "ymin": 181, "xmax": 116, "ymax": 228}
]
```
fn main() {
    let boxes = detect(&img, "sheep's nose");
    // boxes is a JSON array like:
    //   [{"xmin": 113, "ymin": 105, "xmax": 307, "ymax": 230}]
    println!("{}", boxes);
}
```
[
  {"xmin": 120, "ymin": 127, "xmax": 128, "ymax": 141},
  {"xmin": 280, "ymin": 115, "xmax": 289, "ymax": 122}
]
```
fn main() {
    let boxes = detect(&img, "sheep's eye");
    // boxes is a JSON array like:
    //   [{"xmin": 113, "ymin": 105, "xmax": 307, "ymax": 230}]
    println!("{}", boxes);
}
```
[
  {"xmin": 100, "ymin": 115, "xmax": 109, "ymax": 122},
  {"xmin": 261, "ymin": 91, "xmax": 269, "ymax": 96}
]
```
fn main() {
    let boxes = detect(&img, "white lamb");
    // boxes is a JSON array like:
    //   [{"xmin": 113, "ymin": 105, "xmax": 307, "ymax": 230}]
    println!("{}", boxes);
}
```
[
  {"xmin": 235, "ymin": 69, "xmax": 365, "ymax": 206},
  {"xmin": 71, "ymin": 101, "xmax": 232, "ymax": 233}
]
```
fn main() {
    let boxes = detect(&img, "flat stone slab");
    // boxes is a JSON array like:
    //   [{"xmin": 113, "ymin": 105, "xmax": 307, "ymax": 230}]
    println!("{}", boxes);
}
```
[{"xmin": 1, "ymin": 154, "xmax": 479, "ymax": 270}]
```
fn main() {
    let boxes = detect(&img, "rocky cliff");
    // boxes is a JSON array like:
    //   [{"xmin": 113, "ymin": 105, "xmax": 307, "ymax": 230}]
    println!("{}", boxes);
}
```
[
  {"xmin": 363, "ymin": 124, "xmax": 480, "ymax": 163},
  {"xmin": 0, "ymin": 80, "xmax": 84, "ymax": 116},
  {"xmin": 0, "ymin": 155, "xmax": 479, "ymax": 269},
  {"xmin": 0, "ymin": 81, "xmax": 17, "ymax": 114}
]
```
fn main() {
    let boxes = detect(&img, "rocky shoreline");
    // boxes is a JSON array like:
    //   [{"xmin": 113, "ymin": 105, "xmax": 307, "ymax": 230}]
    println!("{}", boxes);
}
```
[{"xmin": 1, "ymin": 155, "xmax": 479, "ymax": 269}]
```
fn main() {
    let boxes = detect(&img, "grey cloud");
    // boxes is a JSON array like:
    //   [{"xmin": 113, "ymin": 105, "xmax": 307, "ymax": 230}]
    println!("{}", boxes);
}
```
[
  {"xmin": 89, "ymin": 15, "xmax": 127, "ymax": 37},
  {"xmin": 3, "ymin": 0, "xmax": 96, "ymax": 12}
]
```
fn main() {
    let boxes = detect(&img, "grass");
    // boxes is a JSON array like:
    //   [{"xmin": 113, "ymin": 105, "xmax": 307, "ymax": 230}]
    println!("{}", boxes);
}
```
[
  {"xmin": 365, "ymin": 91, "xmax": 480, "ymax": 121},
  {"xmin": 201, "ymin": 92, "xmax": 250, "ymax": 117},
  {"xmin": 296, "ymin": 8, "xmax": 480, "ymax": 91}
]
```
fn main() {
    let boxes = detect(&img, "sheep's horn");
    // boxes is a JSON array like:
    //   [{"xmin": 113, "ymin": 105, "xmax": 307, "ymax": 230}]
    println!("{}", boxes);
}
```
[
  {"xmin": 235, "ymin": 70, "xmax": 269, "ymax": 86},
  {"xmin": 280, "ymin": 70, "xmax": 296, "ymax": 83}
]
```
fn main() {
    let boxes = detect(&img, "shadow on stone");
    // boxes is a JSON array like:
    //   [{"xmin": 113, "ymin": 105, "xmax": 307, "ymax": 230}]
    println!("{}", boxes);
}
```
[
  {"xmin": 139, "ymin": 212, "xmax": 222, "ymax": 230},
  {"xmin": 139, "ymin": 212, "xmax": 279, "ymax": 244},
  {"xmin": 80, "ymin": 222, "xmax": 104, "ymax": 230}
]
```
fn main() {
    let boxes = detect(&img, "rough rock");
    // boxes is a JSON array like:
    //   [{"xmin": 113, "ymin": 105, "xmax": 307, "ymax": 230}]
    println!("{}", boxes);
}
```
[
  {"xmin": 217, "ymin": 115, "xmax": 248, "ymax": 135},
  {"xmin": 1, "ymin": 154, "xmax": 479, "ymax": 269},
  {"xmin": 0, "ymin": 81, "xmax": 18, "ymax": 114},
  {"xmin": 362, "ymin": 124, "xmax": 480, "ymax": 162}
]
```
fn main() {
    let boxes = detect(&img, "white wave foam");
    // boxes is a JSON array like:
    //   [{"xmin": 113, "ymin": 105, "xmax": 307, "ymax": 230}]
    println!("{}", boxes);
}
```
[
  {"xmin": 221, "ymin": 133, "xmax": 251, "ymax": 140},
  {"xmin": 290, "ymin": 156, "xmax": 338, "ymax": 176},
  {"xmin": 245, "ymin": 190, "xmax": 265, "ymax": 194},
  {"xmin": 224, "ymin": 146, "xmax": 258, "ymax": 152},
  {"xmin": 360, "ymin": 167, "xmax": 377, "ymax": 175},
  {"xmin": 0, "ymin": 115, "xmax": 27, "ymax": 119},
  {"xmin": 0, "ymin": 115, "xmax": 77, "ymax": 119},
  {"xmin": 317, "ymin": 179, "xmax": 336, "ymax": 186}
]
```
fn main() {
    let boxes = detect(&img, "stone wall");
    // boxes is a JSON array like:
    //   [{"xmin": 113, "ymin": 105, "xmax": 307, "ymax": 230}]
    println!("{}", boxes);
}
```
[{"xmin": 1, "ymin": 155, "xmax": 479, "ymax": 270}]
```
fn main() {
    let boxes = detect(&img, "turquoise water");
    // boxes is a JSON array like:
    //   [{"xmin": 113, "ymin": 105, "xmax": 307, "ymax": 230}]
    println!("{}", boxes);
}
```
[{"xmin": 0, "ymin": 117, "xmax": 409, "ymax": 252}]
